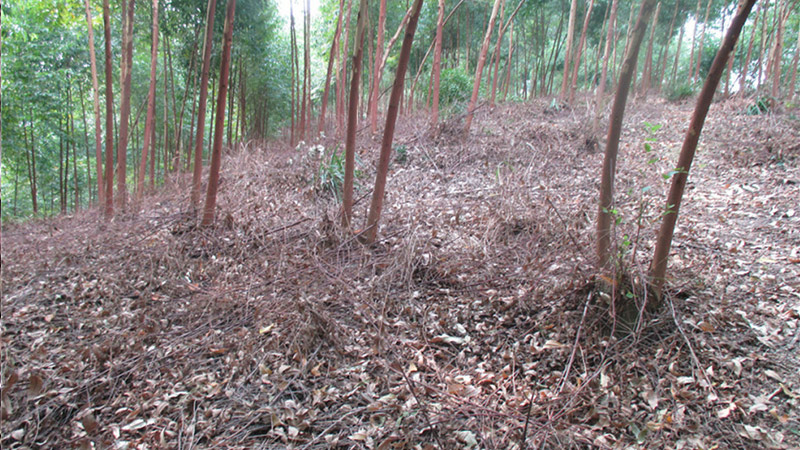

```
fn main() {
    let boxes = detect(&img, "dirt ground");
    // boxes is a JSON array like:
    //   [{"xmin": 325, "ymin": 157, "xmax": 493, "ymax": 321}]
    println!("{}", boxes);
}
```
[{"xmin": 2, "ymin": 97, "xmax": 799, "ymax": 449}]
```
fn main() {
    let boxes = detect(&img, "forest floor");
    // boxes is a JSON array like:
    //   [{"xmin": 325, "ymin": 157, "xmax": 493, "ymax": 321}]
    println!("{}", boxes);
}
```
[{"xmin": 2, "ymin": 96, "xmax": 800, "ymax": 449}]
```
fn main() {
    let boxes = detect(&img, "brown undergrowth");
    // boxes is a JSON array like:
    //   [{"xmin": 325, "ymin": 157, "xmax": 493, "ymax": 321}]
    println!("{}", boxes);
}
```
[{"xmin": 2, "ymin": 98, "xmax": 799, "ymax": 449}]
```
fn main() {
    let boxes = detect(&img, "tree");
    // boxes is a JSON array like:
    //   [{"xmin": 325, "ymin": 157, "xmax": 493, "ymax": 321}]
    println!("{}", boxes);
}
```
[
  {"xmin": 201, "ymin": 0, "xmax": 236, "ymax": 226},
  {"xmin": 137, "ymin": 0, "xmax": 159, "ymax": 202},
  {"xmin": 597, "ymin": 0, "xmax": 656, "ymax": 271},
  {"xmin": 463, "ymin": 0, "xmax": 502, "ymax": 135},
  {"xmin": 341, "ymin": 0, "xmax": 368, "ymax": 228},
  {"xmin": 102, "ymin": 0, "xmax": 114, "ymax": 219},
  {"xmin": 116, "ymin": 0, "xmax": 135, "ymax": 212},
  {"xmin": 430, "ymin": 0, "xmax": 445, "ymax": 127},
  {"xmin": 569, "ymin": 0, "xmax": 595, "ymax": 103},
  {"xmin": 559, "ymin": 0, "xmax": 578, "ymax": 102},
  {"xmin": 319, "ymin": 0, "xmax": 345, "ymax": 136},
  {"xmin": 368, "ymin": 0, "xmax": 387, "ymax": 135},
  {"xmin": 650, "ymin": 0, "xmax": 757, "ymax": 306},
  {"xmin": 191, "ymin": 0, "xmax": 218, "ymax": 208},
  {"xmin": 363, "ymin": 0, "xmax": 425, "ymax": 244},
  {"xmin": 83, "ymin": 0, "xmax": 104, "ymax": 206},
  {"xmin": 593, "ymin": 0, "xmax": 617, "ymax": 133}
]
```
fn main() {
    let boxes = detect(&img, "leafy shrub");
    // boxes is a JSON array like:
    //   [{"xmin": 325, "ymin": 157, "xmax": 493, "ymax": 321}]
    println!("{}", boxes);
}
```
[
  {"xmin": 665, "ymin": 82, "xmax": 695, "ymax": 102},
  {"xmin": 746, "ymin": 96, "xmax": 771, "ymax": 115},
  {"xmin": 394, "ymin": 144, "xmax": 408, "ymax": 164},
  {"xmin": 439, "ymin": 68, "xmax": 471, "ymax": 106},
  {"xmin": 315, "ymin": 147, "xmax": 362, "ymax": 200}
]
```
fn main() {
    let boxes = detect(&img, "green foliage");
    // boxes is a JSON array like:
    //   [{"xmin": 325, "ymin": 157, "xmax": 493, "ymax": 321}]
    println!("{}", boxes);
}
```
[
  {"xmin": 665, "ymin": 82, "xmax": 695, "ymax": 102},
  {"xmin": 745, "ymin": 97, "xmax": 772, "ymax": 116},
  {"xmin": 438, "ymin": 68, "xmax": 471, "ymax": 106},
  {"xmin": 394, "ymin": 144, "xmax": 408, "ymax": 165},
  {"xmin": 314, "ymin": 146, "xmax": 362, "ymax": 201}
]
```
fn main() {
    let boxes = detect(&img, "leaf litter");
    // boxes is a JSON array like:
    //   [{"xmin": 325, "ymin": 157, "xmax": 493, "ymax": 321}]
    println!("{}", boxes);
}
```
[{"xmin": 1, "ymin": 97, "xmax": 799, "ymax": 449}]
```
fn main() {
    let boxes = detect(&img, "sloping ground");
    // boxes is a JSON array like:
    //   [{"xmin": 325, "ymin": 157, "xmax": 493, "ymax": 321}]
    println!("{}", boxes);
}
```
[{"xmin": 1, "ymin": 98, "xmax": 799, "ymax": 449}]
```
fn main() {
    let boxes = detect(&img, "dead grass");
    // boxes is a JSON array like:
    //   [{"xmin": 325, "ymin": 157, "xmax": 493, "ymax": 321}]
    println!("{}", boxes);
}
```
[{"xmin": 2, "ymin": 97, "xmax": 799, "ymax": 449}]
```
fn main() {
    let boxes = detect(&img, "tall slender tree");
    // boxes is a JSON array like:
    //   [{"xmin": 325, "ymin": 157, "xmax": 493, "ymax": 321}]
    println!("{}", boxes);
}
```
[
  {"xmin": 202, "ymin": 0, "xmax": 236, "ymax": 226},
  {"xmin": 83, "ymin": 0, "xmax": 104, "ymax": 206},
  {"xmin": 431, "ymin": 0, "xmax": 445, "ymax": 127},
  {"xmin": 651, "ymin": 0, "xmax": 757, "ymax": 306},
  {"xmin": 560, "ymin": 0, "xmax": 579, "ymax": 101},
  {"xmin": 463, "ymin": 0, "xmax": 502, "ymax": 135},
  {"xmin": 137, "ymin": 0, "xmax": 159, "ymax": 202},
  {"xmin": 342, "ymin": 0, "xmax": 368, "ymax": 227},
  {"xmin": 597, "ymin": 0, "xmax": 656, "ymax": 270},
  {"xmin": 102, "ymin": 0, "xmax": 115, "ymax": 218},
  {"xmin": 319, "ymin": 0, "xmax": 345, "ymax": 136},
  {"xmin": 593, "ymin": 0, "xmax": 617, "ymax": 134},
  {"xmin": 191, "ymin": 0, "xmax": 218, "ymax": 208},
  {"xmin": 116, "ymin": 0, "xmax": 135, "ymax": 211},
  {"xmin": 368, "ymin": 0, "xmax": 387, "ymax": 134},
  {"xmin": 569, "ymin": 0, "xmax": 595, "ymax": 103},
  {"xmin": 364, "ymin": 0, "xmax": 425, "ymax": 244}
]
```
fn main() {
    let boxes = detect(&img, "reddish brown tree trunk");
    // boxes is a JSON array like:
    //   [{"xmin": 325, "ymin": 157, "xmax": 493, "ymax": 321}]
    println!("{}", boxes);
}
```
[
  {"xmin": 740, "ymin": 3, "xmax": 761, "ymax": 94},
  {"xmin": 201, "ymin": 0, "xmax": 236, "ymax": 226},
  {"xmin": 559, "ymin": 0, "xmax": 578, "ymax": 101},
  {"xmin": 693, "ymin": 0, "xmax": 713, "ymax": 80},
  {"xmin": 83, "ymin": 0, "xmax": 105, "ymax": 206},
  {"xmin": 364, "ymin": 0, "xmax": 425, "ymax": 244},
  {"xmin": 289, "ymin": 1, "xmax": 298, "ymax": 145},
  {"xmin": 319, "ymin": 0, "xmax": 345, "ymax": 136},
  {"xmin": 191, "ymin": 0, "xmax": 217, "ymax": 207},
  {"xmin": 137, "ymin": 0, "xmax": 159, "ymax": 202},
  {"xmin": 368, "ymin": 0, "xmax": 387, "ymax": 134},
  {"xmin": 116, "ymin": 0, "xmax": 135, "ymax": 212},
  {"xmin": 790, "ymin": 27, "xmax": 800, "ymax": 102},
  {"xmin": 639, "ymin": 1, "xmax": 659, "ymax": 98},
  {"xmin": 102, "ymin": 0, "xmax": 114, "ymax": 218},
  {"xmin": 593, "ymin": 0, "xmax": 617, "ymax": 133},
  {"xmin": 489, "ymin": 0, "xmax": 507, "ymax": 107},
  {"xmin": 431, "ymin": 0, "xmax": 445, "ymax": 126},
  {"xmin": 342, "ymin": 0, "xmax": 368, "ymax": 228},
  {"xmin": 336, "ymin": 0, "xmax": 353, "ymax": 137},
  {"xmin": 569, "ymin": 0, "xmax": 595, "ymax": 103},
  {"xmin": 597, "ymin": 0, "xmax": 656, "ymax": 270},
  {"xmin": 464, "ymin": 0, "xmax": 503, "ymax": 135},
  {"xmin": 651, "ymin": 0, "xmax": 757, "ymax": 304}
]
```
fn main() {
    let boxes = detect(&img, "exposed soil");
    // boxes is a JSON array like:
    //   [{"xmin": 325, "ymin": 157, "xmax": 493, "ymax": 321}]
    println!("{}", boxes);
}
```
[{"xmin": 2, "ymin": 97, "xmax": 799, "ymax": 449}]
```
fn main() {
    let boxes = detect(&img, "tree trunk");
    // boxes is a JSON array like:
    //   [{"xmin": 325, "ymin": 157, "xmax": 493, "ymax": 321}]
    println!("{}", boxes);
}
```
[
  {"xmin": 687, "ymin": 0, "xmax": 703, "ymax": 82},
  {"xmin": 559, "ymin": 0, "xmax": 578, "ymax": 101},
  {"xmin": 756, "ymin": 0, "xmax": 769, "ymax": 88},
  {"xmin": 593, "ymin": 0, "xmax": 618, "ymax": 134},
  {"xmin": 336, "ymin": 0, "xmax": 354, "ymax": 137},
  {"xmin": 161, "ymin": 41, "xmax": 169, "ymax": 185},
  {"xmin": 669, "ymin": 23, "xmax": 685, "ymax": 87},
  {"xmin": 300, "ymin": 0, "xmax": 311, "ymax": 141},
  {"xmin": 790, "ymin": 26, "xmax": 800, "ymax": 102},
  {"xmin": 771, "ymin": 1, "xmax": 793, "ymax": 99},
  {"xmin": 201, "ymin": 0, "xmax": 236, "ymax": 226},
  {"xmin": 83, "ymin": 0, "xmax": 105, "ymax": 206},
  {"xmin": 431, "ymin": 0, "xmax": 445, "ymax": 127},
  {"xmin": 502, "ymin": 21, "xmax": 514, "ymax": 101},
  {"xmin": 655, "ymin": 0, "xmax": 679, "ymax": 89},
  {"xmin": 363, "ymin": 0, "xmax": 425, "ymax": 244},
  {"xmin": 693, "ymin": 0, "xmax": 714, "ymax": 80},
  {"xmin": 650, "ymin": 0, "xmax": 757, "ymax": 305},
  {"xmin": 368, "ymin": 0, "xmax": 387, "ymax": 134},
  {"xmin": 137, "ymin": 0, "xmax": 159, "ymax": 202},
  {"xmin": 116, "ymin": 0, "xmax": 135, "ymax": 212},
  {"xmin": 290, "ymin": 1, "xmax": 297, "ymax": 145},
  {"xmin": 597, "ymin": 0, "xmax": 656, "ymax": 270},
  {"xmin": 102, "ymin": 0, "xmax": 115, "ymax": 218},
  {"xmin": 176, "ymin": 27, "xmax": 200, "ymax": 173},
  {"xmin": 569, "ymin": 0, "xmax": 595, "ymax": 103},
  {"xmin": 639, "ymin": 2, "xmax": 659, "ymax": 98},
  {"xmin": 78, "ymin": 81, "xmax": 94, "ymax": 203},
  {"xmin": 319, "ymin": 0, "xmax": 345, "ymax": 136},
  {"xmin": 191, "ymin": 0, "xmax": 218, "ymax": 207},
  {"xmin": 342, "ymin": 0, "xmax": 369, "ymax": 228},
  {"xmin": 23, "ymin": 114, "xmax": 39, "ymax": 215},
  {"xmin": 463, "ymin": 0, "xmax": 503, "ymax": 135},
  {"xmin": 740, "ymin": 3, "xmax": 761, "ymax": 94},
  {"xmin": 489, "ymin": 0, "xmax": 507, "ymax": 107}
]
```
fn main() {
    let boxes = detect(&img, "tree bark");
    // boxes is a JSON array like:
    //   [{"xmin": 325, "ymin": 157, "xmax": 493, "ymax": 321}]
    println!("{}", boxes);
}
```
[
  {"xmin": 431, "ymin": 0, "xmax": 445, "ymax": 127},
  {"xmin": 137, "ymin": 0, "xmax": 159, "ymax": 202},
  {"xmin": 489, "ymin": 0, "xmax": 507, "ymax": 107},
  {"xmin": 650, "ymin": 0, "xmax": 757, "ymax": 305},
  {"xmin": 790, "ymin": 26, "xmax": 800, "ymax": 102},
  {"xmin": 191, "ymin": 0, "xmax": 218, "ymax": 208},
  {"xmin": 290, "ymin": 1, "xmax": 297, "ymax": 145},
  {"xmin": 319, "ymin": 0, "xmax": 345, "ymax": 136},
  {"xmin": 597, "ymin": 0, "xmax": 656, "ymax": 270},
  {"xmin": 368, "ymin": 0, "xmax": 388, "ymax": 134},
  {"xmin": 342, "ymin": 0, "xmax": 369, "ymax": 228},
  {"xmin": 593, "ymin": 0, "xmax": 617, "ymax": 134},
  {"xmin": 655, "ymin": 0, "xmax": 679, "ymax": 89},
  {"xmin": 463, "ymin": 0, "xmax": 502, "ymax": 135},
  {"xmin": 639, "ymin": 1, "xmax": 659, "ymax": 98},
  {"xmin": 740, "ymin": 3, "xmax": 761, "ymax": 94},
  {"xmin": 116, "ymin": 0, "xmax": 135, "ymax": 212},
  {"xmin": 336, "ymin": 0, "xmax": 354, "ymax": 137},
  {"xmin": 559, "ymin": 0, "xmax": 578, "ymax": 101},
  {"xmin": 687, "ymin": 0, "xmax": 703, "ymax": 82},
  {"xmin": 201, "ymin": 0, "xmax": 236, "ymax": 226},
  {"xmin": 83, "ymin": 0, "xmax": 105, "ymax": 206},
  {"xmin": 569, "ymin": 0, "xmax": 595, "ymax": 103},
  {"xmin": 693, "ymin": 0, "xmax": 714, "ymax": 80},
  {"xmin": 102, "ymin": 0, "xmax": 114, "ymax": 218},
  {"xmin": 670, "ymin": 23, "xmax": 685, "ymax": 87},
  {"xmin": 364, "ymin": 0, "xmax": 425, "ymax": 244}
]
